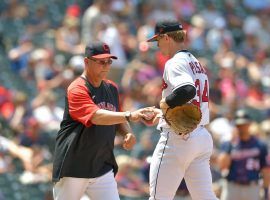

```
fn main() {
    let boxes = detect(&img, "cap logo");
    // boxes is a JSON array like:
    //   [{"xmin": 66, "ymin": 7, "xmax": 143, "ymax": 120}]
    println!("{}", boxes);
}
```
[
  {"xmin": 159, "ymin": 28, "xmax": 164, "ymax": 33},
  {"xmin": 103, "ymin": 44, "xmax": 109, "ymax": 52}
]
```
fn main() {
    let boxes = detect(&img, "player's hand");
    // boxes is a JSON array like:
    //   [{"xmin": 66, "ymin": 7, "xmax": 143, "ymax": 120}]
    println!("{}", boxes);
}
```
[
  {"xmin": 130, "ymin": 107, "xmax": 155, "ymax": 122},
  {"xmin": 141, "ymin": 107, "xmax": 162, "ymax": 126},
  {"xmin": 123, "ymin": 133, "xmax": 136, "ymax": 150}
]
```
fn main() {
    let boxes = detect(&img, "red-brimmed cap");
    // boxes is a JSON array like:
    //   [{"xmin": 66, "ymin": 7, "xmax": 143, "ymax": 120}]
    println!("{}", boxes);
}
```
[
  {"xmin": 85, "ymin": 42, "xmax": 118, "ymax": 59},
  {"xmin": 147, "ymin": 20, "xmax": 183, "ymax": 42}
]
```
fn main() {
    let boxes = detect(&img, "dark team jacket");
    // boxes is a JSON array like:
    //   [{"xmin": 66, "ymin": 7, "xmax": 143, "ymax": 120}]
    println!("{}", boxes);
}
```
[
  {"xmin": 220, "ymin": 136, "xmax": 269, "ymax": 183},
  {"xmin": 52, "ymin": 77, "xmax": 120, "ymax": 183}
]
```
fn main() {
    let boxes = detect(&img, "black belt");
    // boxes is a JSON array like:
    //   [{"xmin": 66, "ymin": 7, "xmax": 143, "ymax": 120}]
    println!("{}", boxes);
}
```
[
  {"xmin": 160, "ymin": 127, "xmax": 182, "ymax": 135},
  {"xmin": 160, "ymin": 125, "xmax": 204, "ymax": 136},
  {"xmin": 230, "ymin": 180, "xmax": 258, "ymax": 186}
]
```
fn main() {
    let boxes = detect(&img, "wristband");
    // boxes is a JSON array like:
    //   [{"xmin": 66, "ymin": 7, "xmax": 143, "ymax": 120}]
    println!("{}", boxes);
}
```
[{"xmin": 125, "ymin": 111, "xmax": 132, "ymax": 122}]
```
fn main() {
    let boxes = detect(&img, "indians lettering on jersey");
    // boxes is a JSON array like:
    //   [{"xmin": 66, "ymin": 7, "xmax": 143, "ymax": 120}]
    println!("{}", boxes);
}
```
[{"xmin": 97, "ymin": 102, "xmax": 117, "ymax": 111}]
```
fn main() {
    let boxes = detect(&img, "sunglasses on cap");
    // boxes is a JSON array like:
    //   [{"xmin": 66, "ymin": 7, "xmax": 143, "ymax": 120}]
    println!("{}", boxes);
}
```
[{"xmin": 88, "ymin": 57, "xmax": 113, "ymax": 65}]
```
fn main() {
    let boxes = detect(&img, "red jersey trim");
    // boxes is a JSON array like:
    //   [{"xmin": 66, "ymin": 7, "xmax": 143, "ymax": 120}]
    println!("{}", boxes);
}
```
[{"xmin": 67, "ymin": 78, "xmax": 100, "ymax": 127}]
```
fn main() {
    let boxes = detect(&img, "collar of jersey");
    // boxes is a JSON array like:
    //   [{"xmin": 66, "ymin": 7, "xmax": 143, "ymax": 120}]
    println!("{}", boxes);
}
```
[{"xmin": 176, "ymin": 49, "xmax": 189, "ymax": 54}]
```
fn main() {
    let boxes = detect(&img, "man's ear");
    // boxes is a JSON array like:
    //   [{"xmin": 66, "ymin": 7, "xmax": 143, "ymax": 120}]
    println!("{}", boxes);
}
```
[{"xmin": 84, "ymin": 57, "xmax": 89, "ymax": 65}]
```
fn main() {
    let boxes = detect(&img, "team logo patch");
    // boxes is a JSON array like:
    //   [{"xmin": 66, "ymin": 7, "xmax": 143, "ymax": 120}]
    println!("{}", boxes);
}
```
[{"xmin": 162, "ymin": 79, "xmax": 168, "ymax": 90}]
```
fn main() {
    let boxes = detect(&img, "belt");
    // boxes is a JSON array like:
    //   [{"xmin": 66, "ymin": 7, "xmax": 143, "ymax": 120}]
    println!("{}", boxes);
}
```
[
  {"xmin": 230, "ymin": 180, "xmax": 258, "ymax": 186},
  {"xmin": 160, "ymin": 125, "xmax": 204, "ymax": 136},
  {"xmin": 160, "ymin": 127, "xmax": 185, "ymax": 135}
]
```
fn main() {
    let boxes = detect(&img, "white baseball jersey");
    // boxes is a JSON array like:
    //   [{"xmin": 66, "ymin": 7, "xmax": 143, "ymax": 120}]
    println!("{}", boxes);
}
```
[
  {"xmin": 158, "ymin": 50, "xmax": 209, "ymax": 131},
  {"xmin": 150, "ymin": 50, "xmax": 217, "ymax": 200}
]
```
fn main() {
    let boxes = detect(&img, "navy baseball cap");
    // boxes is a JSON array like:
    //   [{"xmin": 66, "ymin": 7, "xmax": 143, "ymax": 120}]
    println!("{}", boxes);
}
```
[
  {"xmin": 147, "ymin": 21, "xmax": 183, "ymax": 42},
  {"xmin": 234, "ymin": 109, "xmax": 251, "ymax": 125},
  {"xmin": 85, "ymin": 42, "xmax": 118, "ymax": 59}
]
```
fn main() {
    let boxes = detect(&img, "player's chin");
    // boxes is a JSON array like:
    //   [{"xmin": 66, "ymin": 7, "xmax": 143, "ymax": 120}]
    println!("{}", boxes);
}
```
[
  {"xmin": 101, "ymin": 71, "xmax": 109, "ymax": 75},
  {"xmin": 100, "ymin": 72, "xmax": 109, "ymax": 79}
]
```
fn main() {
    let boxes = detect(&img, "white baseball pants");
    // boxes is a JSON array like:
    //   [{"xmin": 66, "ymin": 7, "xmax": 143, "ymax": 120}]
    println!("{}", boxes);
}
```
[
  {"xmin": 53, "ymin": 170, "xmax": 120, "ymax": 200},
  {"xmin": 149, "ymin": 127, "xmax": 218, "ymax": 200}
]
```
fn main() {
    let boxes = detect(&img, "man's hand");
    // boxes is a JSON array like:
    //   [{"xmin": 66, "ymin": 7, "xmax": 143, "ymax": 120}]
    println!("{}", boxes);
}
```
[
  {"xmin": 123, "ymin": 133, "xmax": 136, "ymax": 150},
  {"xmin": 141, "ymin": 108, "xmax": 162, "ymax": 126},
  {"xmin": 129, "ymin": 107, "xmax": 156, "ymax": 122}
]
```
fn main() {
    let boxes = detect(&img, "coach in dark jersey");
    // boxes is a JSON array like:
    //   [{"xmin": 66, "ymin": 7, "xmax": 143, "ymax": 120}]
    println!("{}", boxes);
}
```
[
  {"xmin": 218, "ymin": 109, "xmax": 270, "ymax": 200},
  {"xmin": 52, "ymin": 42, "xmax": 151, "ymax": 200}
]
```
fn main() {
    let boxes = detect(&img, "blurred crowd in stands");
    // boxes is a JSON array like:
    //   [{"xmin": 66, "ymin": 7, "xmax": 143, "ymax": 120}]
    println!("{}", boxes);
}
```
[{"xmin": 0, "ymin": 0, "xmax": 270, "ymax": 199}]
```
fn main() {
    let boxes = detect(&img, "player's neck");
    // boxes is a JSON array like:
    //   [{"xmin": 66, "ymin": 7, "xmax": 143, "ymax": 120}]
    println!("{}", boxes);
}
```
[
  {"xmin": 82, "ymin": 73, "xmax": 102, "ymax": 87},
  {"xmin": 169, "ymin": 43, "xmax": 186, "ymax": 57},
  {"xmin": 239, "ymin": 133, "xmax": 251, "ymax": 141}
]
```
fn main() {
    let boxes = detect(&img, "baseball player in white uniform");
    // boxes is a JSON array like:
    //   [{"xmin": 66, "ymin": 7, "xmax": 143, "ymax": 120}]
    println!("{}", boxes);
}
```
[{"xmin": 144, "ymin": 20, "xmax": 218, "ymax": 200}]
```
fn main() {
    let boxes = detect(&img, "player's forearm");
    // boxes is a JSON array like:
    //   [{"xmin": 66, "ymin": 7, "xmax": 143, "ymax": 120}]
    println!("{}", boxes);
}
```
[
  {"xmin": 217, "ymin": 153, "xmax": 231, "ymax": 170},
  {"xmin": 165, "ymin": 84, "xmax": 196, "ymax": 108},
  {"xmin": 91, "ymin": 109, "xmax": 128, "ymax": 125},
  {"xmin": 116, "ymin": 123, "xmax": 132, "ymax": 136}
]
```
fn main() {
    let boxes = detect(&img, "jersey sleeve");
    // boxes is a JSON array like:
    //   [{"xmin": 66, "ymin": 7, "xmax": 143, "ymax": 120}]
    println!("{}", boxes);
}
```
[
  {"xmin": 166, "ymin": 59, "xmax": 195, "ymax": 91},
  {"xmin": 67, "ymin": 85, "xmax": 100, "ymax": 127}
]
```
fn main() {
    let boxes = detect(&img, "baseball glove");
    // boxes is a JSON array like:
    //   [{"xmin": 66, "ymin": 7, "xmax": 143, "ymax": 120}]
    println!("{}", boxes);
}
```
[{"xmin": 163, "ymin": 103, "xmax": 202, "ymax": 135}]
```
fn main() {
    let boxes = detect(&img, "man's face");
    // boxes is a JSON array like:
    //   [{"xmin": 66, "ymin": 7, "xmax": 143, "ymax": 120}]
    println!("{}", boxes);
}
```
[
  {"xmin": 87, "ymin": 57, "xmax": 113, "ymax": 79},
  {"xmin": 236, "ymin": 123, "xmax": 250, "ymax": 135},
  {"xmin": 156, "ymin": 34, "xmax": 169, "ymax": 56}
]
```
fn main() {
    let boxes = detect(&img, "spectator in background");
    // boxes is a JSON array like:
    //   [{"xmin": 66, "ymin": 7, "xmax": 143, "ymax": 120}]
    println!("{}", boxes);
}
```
[
  {"xmin": 68, "ymin": 55, "xmax": 85, "ymax": 77},
  {"xmin": 120, "ymin": 44, "xmax": 162, "ymax": 109},
  {"xmin": 218, "ymin": 109, "xmax": 270, "ymax": 200},
  {"xmin": 8, "ymin": 35, "xmax": 33, "ymax": 74},
  {"xmin": 188, "ymin": 14, "xmax": 206, "ymax": 53},
  {"xmin": 131, "ymin": 129, "xmax": 156, "ymax": 160},
  {"xmin": 55, "ymin": 15, "xmax": 84, "ymax": 62},
  {"xmin": 1, "ymin": 0, "xmax": 28, "ymax": 20},
  {"xmin": 239, "ymin": 32, "xmax": 260, "ymax": 61},
  {"xmin": 32, "ymin": 90, "xmax": 64, "ymax": 132},
  {"xmin": 172, "ymin": 0, "xmax": 196, "ymax": 20},
  {"xmin": 9, "ymin": 91, "xmax": 31, "ymax": 132},
  {"xmin": 65, "ymin": 4, "xmax": 81, "ymax": 18},
  {"xmin": 96, "ymin": 15, "xmax": 128, "ymax": 83},
  {"xmin": 115, "ymin": 154, "xmax": 148, "ymax": 198},
  {"xmin": 81, "ymin": 0, "xmax": 112, "ymax": 44},
  {"xmin": 199, "ymin": 0, "xmax": 222, "ymax": 29},
  {"xmin": 28, "ymin": 48, "xmax": 57, "ymax": 90},
  {"xmin": 26, "ymin": 4, "xmax": 50, "ymax": 36},
  {"xmin": 0, "ymin": 86, "xmax": 14, "ymax": 120},
  {"xmin": 206, "ymin": 16, "xmax": 234, "ymax": 52},
  {"xmin": 18, "ymin": 117, "xmax": 41, "ymax": 145},
  {"xmin": 0, "ymin": 135, "xmax": 45, "ymax": 173}
]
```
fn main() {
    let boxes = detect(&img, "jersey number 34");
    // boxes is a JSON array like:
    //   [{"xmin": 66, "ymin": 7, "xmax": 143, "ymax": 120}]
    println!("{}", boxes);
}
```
[{"xmin": 192, "ymin": 79, "xmax": 209, "ymax": 107}]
